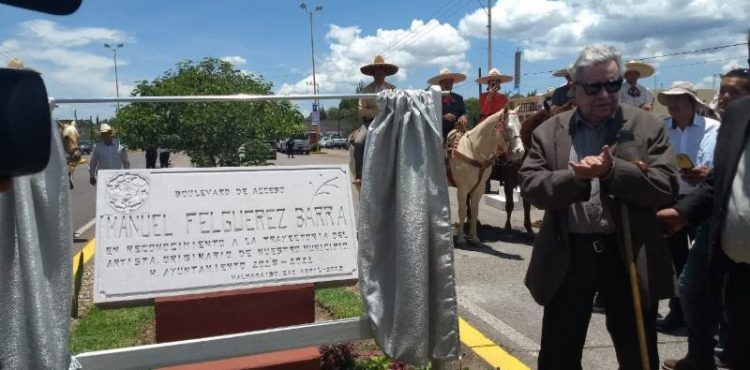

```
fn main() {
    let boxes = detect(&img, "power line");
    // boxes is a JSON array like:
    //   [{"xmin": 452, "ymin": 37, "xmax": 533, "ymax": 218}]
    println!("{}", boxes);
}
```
[
  {"xmin": 522, "ymin": 42, "xmax": 750, "ymax": 77},
  {"xmin": 378, "ymin": 0, "xmax": 458, "ymax": 57},
  {"xmin": 380, "ymin": 0, "xmax": 469, "ymax": 59},
  {"xmin": 633, "ymin": 43, "xmax": 748, "ymax": 62},
  {"xmin": 657, "ymin": 55, "xmax": 745, "ymax": 70}
]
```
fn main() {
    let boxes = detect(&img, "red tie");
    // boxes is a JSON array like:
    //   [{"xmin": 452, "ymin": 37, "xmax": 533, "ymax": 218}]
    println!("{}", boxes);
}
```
[{"xmin": 442, "ymin": 96, "xmax": 452, "ymax": 105}]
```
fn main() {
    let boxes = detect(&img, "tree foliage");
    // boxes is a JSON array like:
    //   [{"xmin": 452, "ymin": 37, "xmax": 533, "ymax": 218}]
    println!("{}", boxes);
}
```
[
  {"xmin": 464, "ymin": 97, "xmax": 480, "ymax": 128},
  {"xmin": 117, "ymin": 57, "xmax": 304, "ymax": 167}
]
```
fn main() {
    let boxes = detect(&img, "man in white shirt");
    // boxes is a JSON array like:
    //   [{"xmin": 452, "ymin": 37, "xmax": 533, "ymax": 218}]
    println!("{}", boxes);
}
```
[
  {"xmin": 620, "ymin": 61, "xmax": 655, "ymax": 111},
  {"xmin": 89, "ymin": 124, "xmax": 130, "ymax": 186},
  {"xmin": 656, "ymin": 81, "xmax": 719, "ymax": 334}
]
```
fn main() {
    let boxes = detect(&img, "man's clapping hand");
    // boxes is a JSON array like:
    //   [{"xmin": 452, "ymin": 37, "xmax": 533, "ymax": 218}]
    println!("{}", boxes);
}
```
[{"xmin": 569, "ymin": 145, "xmax": 613, "ymax": 180}]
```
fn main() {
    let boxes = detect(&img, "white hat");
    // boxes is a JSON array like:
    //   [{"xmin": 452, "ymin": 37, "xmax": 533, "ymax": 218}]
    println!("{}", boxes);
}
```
[
  {"xmin": 99, "ymin": 124, "xmax": 113, "ymax": 133},
  {"xmin": 428, "ymin": 67, "xmax": 466, "ymax": 85},
  {"xmin": 475, "ymin": 68, "xmax": 513, "ymax": 84},
  {"xmin": 624, "ymin": 61, "xmax": 655, "ymax": 78},
  {"xmin": 657, "ymin": 81, "xmax": 705, "ymax": 108}
]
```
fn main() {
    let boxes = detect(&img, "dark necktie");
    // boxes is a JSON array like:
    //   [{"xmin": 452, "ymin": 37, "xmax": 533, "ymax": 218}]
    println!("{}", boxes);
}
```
[
  {"xmin": 442, "ymin": 95, "xmax": 452, "ymax": 105},
  {"xmin": 628, "ymin": 85, "xmax": 641, "ymax": 97}
]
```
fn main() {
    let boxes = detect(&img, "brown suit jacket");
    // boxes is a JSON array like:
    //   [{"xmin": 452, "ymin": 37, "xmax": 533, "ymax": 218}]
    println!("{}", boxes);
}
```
[{"xmin": 519, "ymin": 104, "xmax": 679, "ymax": 307}]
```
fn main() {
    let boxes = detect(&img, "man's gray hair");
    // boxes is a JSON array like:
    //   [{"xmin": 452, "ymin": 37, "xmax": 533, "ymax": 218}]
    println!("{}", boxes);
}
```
[{"xmin": 569, "ymin": 44, "xmax": 623, "ymax": 81}]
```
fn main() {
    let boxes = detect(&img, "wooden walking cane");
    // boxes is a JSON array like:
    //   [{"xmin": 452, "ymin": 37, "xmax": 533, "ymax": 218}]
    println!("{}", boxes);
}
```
[{"xmin": 619, "ymin": 159, "xmax": 652, "ymax": 370}]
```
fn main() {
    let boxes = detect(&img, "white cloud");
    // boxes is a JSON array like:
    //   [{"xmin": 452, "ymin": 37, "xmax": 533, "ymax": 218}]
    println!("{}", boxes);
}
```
[
  {"xmin": 277, "ymin": 20, "xmax": 472, "ymax": 96},
  {"xmin": 221, "ymin": 55, "xmax": 247, "ymax": 66},
  {"xmin": 458, "ymin": 0, "xmax": 750, "ymax": 63},
  {"xmin": 1, "ymin": 19, "xmax": 131, "ymax": 100}
]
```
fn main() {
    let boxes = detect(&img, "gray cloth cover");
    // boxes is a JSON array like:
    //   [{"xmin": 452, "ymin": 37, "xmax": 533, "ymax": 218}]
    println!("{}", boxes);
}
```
[
  {"xmin": 358, "ymin": 88, "xmax": 459, "ymax": 366},
  {"xmin": 0, "ymin": 119, "xmax": 72, "ymax": 369}
]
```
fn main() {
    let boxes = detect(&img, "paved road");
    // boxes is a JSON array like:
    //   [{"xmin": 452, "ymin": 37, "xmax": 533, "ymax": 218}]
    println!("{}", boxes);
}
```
[{"xmin": 70, "ymin": 148, "xmax": 688, "ymax": 369}]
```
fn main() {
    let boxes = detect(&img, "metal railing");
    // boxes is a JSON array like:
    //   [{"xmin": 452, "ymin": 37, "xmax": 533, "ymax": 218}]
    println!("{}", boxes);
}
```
[{"xmin": 71, "ymin": 317, "xmax": 372, "ymax": 369}]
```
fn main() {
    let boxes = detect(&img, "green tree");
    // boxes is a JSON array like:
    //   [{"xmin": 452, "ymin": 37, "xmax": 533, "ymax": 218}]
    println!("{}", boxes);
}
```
[
  {"xmin": 464, "ymin": 97, "xmax": 479, "ymax": 127},
  {"xmin": 117, "ymin": 58, "xmax": 304, "ymax": 167},
  {"xmin": 332, "ymin": 81, "xmax": 367, "ymax": 135}
]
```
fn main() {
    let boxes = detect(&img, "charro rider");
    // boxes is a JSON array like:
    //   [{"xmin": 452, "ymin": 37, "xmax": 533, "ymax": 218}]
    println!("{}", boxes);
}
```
[
  {"xmin": 620, "ymin": 60, "xmax": 656, "ymax": 111},
  {"xmin": 350, "ymin": 55, "xmax": 398, "ymax": 188},
  {"xmin": 428, "ymin": 67, "xmax": 468, "ymax": 144},
  {"xmin": 477, "ymin": 67, "xmax": 513, "ymax": 122}
]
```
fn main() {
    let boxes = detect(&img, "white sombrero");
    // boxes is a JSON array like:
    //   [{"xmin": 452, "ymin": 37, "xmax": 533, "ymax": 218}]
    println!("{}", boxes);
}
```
[
  {"xmin": 475, "ymin": 68, "xmax": 513, "ymax": 84},
  {"xmin": 360, "ymin": 55, "xmax": 399, "ymax": 76},
  {"xmin": 624, "ymin": 60, "xmax": 655, "ymax": 78},
  {"xmin": 428, "ymin": 67, "xmax": 466, "ymax": 85}
]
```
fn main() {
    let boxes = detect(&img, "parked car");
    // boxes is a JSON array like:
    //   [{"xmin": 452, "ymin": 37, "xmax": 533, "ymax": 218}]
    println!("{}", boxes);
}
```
[
  {"xmin": 292, "ymin": 135, "xmax": 311, "ymax": 155},
  {"xmin": 319, "ymin": 135, "xmax": 332, "ymax": 148},
  {"xmin": 79, "ymin": 139, "xmax": 93, "ymax": 154},
  {"xmin": 329, "ymin": 134, "xmax": 348, "ymax": 149},
  {"xmin": 279, "ymin": 135, "xmax": 311, "ymax": 155}
]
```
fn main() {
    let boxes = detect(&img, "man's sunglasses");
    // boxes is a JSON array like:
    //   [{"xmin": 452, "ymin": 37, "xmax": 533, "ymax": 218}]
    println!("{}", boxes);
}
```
[{"xmin": 576, "ymin": 78, "xmax": 624, "ymax": 96}]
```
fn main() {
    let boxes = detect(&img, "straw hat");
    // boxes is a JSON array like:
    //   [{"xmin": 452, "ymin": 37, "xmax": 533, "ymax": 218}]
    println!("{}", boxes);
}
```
[
  {"xmin": 657, "ymin": 81, "xmax": 705, "ymax": 108},
  {"xmin": 624, "ymin": 60, "xmax": 655, "ymax": 78},
  {"xmin": 99, "ymin": 124, "xmax": 113, "ymax": 133},
  {"xmin": 552, "ymin": 65, "xmax": 571, "ymax": 78},
  {"xmin": 475, "ymin": 68, "xmax": 513, "ymax": 84},
  {"xmin": 428, "ymin": 67, "xmax": 466, "ymax": 85},
  {"xmin": 360, "ymin": 55, "xmax": 398, "ymax": 76},
  {"xmin": 6, "ymin": 57, "xmax": 41, "ymax": 74}
]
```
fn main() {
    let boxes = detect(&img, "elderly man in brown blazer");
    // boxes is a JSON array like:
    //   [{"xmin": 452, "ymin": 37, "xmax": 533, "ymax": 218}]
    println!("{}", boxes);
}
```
[{"xmin": 519, "ymin": 44, "xmax": 679, "ymax": 370}]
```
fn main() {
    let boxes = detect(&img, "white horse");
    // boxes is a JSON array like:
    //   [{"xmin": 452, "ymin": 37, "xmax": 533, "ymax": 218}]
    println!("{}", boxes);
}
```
[
  {"xmin": 449, "ymin": 107, "xmax": 524, "ymax": 244},
  {"xmin": 58, "ymin": 120, "xmax": 81, "ymax": 189}
]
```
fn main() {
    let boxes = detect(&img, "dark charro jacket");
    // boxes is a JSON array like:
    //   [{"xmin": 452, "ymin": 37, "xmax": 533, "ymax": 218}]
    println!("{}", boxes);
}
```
[{"xmin": 519, "ymin": 104, "xmax": 679, "ymax": 307}]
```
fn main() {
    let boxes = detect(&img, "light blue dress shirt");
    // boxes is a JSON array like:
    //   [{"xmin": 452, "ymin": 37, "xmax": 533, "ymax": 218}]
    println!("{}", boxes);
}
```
[{"xmin": 664, "ymin": 113, "xmax": 720, "ymax": 195}]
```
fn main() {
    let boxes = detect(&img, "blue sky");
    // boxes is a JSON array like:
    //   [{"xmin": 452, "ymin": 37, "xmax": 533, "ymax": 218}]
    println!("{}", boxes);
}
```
[{"xmin": 1, "ymin": 0, "xmax": 748, "ymax": 120}]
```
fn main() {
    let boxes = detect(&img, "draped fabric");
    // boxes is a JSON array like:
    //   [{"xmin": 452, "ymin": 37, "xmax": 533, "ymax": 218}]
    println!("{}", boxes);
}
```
[
  {"xmin": 0, "ymin": 119, "xmax": 72, "ymax": 369},
  {"xmin": 358, "ymin": 88, "xmax": 459, "ymax": 366}
]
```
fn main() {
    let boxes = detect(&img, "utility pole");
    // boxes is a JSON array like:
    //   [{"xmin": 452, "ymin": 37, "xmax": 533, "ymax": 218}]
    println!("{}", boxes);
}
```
[
  {"xmin": 487, "ymin": 0, "xmax": 492, "ymax": 71},
  {"xmin": 300, "ymin": 2, "xmax": 323, "ymax": 143},
  {"xmin": 514, "ymin": 48, "xmax": 521, "ymax": 92},
  {"xmin": 104, "ymin": 43, "xmax": 124, "ymax": 112}
]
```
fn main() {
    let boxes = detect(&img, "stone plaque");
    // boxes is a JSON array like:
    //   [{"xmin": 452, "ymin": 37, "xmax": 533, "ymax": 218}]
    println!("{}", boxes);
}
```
[{"xmin": 93, "ymin": 166, "xmax": 358, "ymax": 303}]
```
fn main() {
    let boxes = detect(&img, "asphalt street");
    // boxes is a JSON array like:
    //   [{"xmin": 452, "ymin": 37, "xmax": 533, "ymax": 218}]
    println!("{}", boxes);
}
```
[{"xmin": 70, "ymin": 147, "xmax": 689, "ymax": 369}]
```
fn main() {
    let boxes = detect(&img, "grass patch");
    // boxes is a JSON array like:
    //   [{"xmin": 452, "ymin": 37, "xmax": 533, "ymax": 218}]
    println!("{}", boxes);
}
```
[
  {"xmin": 69, "ymin": 305, "xmax": 154, "ymax": 353},
  {"xmin": 315, "ymin": 287, "xmax": 364, "ymax": 320}
]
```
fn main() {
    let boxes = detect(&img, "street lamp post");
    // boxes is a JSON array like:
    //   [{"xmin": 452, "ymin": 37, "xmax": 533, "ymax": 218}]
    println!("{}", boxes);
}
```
[
  {"xmin": 300, "ymin": 2, "xmax": 322, "ymax": 142},
  {"xmin": 104, "ymin": 43, "xmax": 124, "ymax": 111}
]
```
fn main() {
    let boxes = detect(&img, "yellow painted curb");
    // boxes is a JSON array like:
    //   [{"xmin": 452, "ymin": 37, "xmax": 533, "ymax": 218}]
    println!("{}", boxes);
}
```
[
  {"xmin": 459, "ymin": 317, "xmax": 530, "ymax": 370},
  {"xmin": 72, "ymin": 239, "xmax": 95, "ymax": 276}
]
